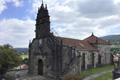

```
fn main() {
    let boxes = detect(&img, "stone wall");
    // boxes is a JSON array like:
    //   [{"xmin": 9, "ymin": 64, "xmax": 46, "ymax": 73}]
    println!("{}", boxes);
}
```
[
  {"xmin": 28, "ymin": 37, "xmax": 112, "ymax": 80},
  {"xmin": 97, "ymin": 45, "xmax": 111, "ymax": 64}
]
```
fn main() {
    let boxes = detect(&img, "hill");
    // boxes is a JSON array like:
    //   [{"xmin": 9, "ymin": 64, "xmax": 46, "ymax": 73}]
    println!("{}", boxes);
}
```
[
  {"xmin": 15, "ymin": 48, "xmax": 28, "ymax": 53},
  {"xmin": 101, "ymin": 35, "xmax": 120, "ymax": 41}
]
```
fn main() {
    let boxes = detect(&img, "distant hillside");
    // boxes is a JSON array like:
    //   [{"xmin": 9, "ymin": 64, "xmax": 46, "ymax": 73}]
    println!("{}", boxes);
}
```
[
  {"xmin": 101, "ymin": 35, "xmax": 120, "ymax": 41},
  {"xmin": 15, "ymin": 48, "xmax": 28, "ymax": 53}
]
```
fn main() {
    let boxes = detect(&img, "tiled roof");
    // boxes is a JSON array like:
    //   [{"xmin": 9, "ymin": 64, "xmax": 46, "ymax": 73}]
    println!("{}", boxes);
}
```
[
  {"xmin": 79, "ymin": 40, "xmax": 97, "ymax": 51},
  {"xmin": 56, "ymin": 33, "xmax": 111, "ymax": 51},
  {"xmin": 83, "ymin": 34, "xmax": 111, "ymax": 45},
  {"xmin": 57, "ymin": 37, "xmax": 97, "ymax": 51}
]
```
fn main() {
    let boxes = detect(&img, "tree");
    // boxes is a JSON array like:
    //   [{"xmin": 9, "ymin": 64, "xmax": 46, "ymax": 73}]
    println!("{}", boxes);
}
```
[
  {"xmin": 22, "ymin": 58, "xmax": 28, "ymax": 64},
  {"xmin": 0, "ymin": 44, "xmax": 22, "ymax": 75}
]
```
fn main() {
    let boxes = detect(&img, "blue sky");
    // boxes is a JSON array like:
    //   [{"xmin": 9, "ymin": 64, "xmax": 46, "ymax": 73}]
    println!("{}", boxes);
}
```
[
  {"xmin": 0, "ymin": 0, "xmax": 33, "ymax": 19},
  {"xmin": 0, "ymin": 0, "xmax": 120, "ymax": 47}
]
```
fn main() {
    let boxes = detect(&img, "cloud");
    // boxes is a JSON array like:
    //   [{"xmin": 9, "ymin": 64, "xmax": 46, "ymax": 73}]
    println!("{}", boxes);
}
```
[
  {"xmin": 30, "ymin": 0, "xmax": 120, "ymax": 39},
  {"xmin": 5, "ymin": 0, "xmax": 23, "ymax": 7},
  {"xmin": 0, "ymin": 18, "xmax": 35, "ymax": 47},
  {"xmin": 114, "ymin": 0, "xmax": 120, "ymax": 4},
  {"xmin": 0, "ymin": 0, "xmax": 7, "ymax": 14},
  {"xmin": 96, "ymin": 15, "xmax": 120, "ymax": 27},
  {"xmin": 78, "ymin": 0, "xmax": 117, "ymax": 18},
  {"xmin": 0, "ymin": 0, "xmax": 23, "ymax": 14},
  {"xmin": 11, "ymin": 0, "xmax": 23, "ymax": 7}
]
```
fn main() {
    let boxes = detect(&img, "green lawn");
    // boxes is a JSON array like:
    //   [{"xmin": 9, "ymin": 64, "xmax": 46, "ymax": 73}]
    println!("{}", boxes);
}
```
[
  {"xmin": 20, "ymin": 54, "xmax": 28, "ymax": 60},
  {"xmin": 80, "ymin": 65, "xmax": 113, "ymax": 79},
  {"xmin": 95, "ymin": 72, "xmax": 112, "ymax": 80}
]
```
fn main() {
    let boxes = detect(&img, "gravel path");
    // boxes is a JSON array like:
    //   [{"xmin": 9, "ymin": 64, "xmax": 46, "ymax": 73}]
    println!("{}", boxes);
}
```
[{"xmin": 82, "ymin": 70, "xmax": 112, "ymax": 80}]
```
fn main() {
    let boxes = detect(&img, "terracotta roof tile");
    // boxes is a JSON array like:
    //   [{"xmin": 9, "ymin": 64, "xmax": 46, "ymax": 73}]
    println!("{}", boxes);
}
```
[
  {"xmin": 84, "ymin": 34, "xmax": 111, "ymax": 45},
  {"xmin": 57, "ymin": 37, "xmax": 97, "ymax": 51}
]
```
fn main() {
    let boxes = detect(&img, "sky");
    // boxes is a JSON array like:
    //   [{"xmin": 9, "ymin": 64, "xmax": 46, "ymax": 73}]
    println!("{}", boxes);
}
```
[{"xmin": 0, "ymin": 0, "xmax": 120, "ymax": 48}]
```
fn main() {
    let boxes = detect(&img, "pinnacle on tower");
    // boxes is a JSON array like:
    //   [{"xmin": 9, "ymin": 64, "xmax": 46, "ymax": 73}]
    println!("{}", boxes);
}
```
[
  {"xmin": 35, "ymin": 0, "xmax": 50, "ymax": 39},
  {"xmin": 42, "ymin": 0, "xmax": 43, "ymax": 3},
  {"xmin": 39, "ymin": 0, "xmax": 45, "ymax": 10},
  {"xmin": 45, "ymin": 4, "xmax": 47, "ymax": 10},
  {"xmin": 92, "ymin": 32, "xmax": 94, "ymax": 36}
]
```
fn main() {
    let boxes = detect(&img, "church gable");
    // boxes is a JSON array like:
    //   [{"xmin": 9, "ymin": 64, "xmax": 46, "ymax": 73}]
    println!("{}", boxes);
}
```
[{"xmin": 84, "ymin": 33, "xmax": 110, "ymax": 45}]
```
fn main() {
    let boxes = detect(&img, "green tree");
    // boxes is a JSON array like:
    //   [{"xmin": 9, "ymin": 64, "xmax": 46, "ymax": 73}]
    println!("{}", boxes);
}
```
[{"xmin": 0, "ymin": 44, "xmax": 22, "ymax": 75}]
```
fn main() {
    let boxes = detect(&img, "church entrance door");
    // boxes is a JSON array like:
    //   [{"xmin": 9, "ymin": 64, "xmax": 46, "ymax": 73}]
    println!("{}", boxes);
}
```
[{"xmin": 38, "ymin": 59, "xmax": 43, "ymax": 75}]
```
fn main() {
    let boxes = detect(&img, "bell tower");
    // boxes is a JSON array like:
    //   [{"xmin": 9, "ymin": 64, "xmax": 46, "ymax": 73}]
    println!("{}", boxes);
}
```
[
  {"xmin": 35, "ymin": 1, "xmax": 50, "ymax": 38},
  {"xmin": 29, "ymin": 1, "xmax": 63, "ymax": 79}
]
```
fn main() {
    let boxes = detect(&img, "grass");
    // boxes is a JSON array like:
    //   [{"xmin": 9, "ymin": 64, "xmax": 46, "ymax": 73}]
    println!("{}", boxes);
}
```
[
  {"xmin": 80, "ymin": 65, "xmax": 114, "ymax": 79},
  {"xmin": 95, "ymin": 72, "xmax": 112, "ymax": 80},
  {"xmin": 20, "ymin": 54, "xmax": 28, "ymax": 60}
]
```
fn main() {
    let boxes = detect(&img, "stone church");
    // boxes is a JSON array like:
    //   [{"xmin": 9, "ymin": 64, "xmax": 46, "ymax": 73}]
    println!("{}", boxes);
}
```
[{"xmin": 28, "ymin": 2, "xmax": 111, "ymax": 80}]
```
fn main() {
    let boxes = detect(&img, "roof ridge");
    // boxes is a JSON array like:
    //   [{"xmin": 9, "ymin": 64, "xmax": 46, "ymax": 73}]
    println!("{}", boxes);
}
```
[{"xmin": 56, "ymin": 36, "xmax": 81, "ymax": 41}]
